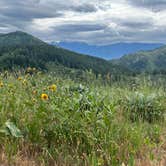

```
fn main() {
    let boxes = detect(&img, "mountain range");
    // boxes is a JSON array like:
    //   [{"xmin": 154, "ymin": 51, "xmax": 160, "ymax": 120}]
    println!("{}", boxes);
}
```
[
  {"xmin": 111, "ymin": 46, "xmax": 166, "ymax": 73},
  {"xmin": 53, "ymin": 41, "xmax": 163, "ymax": 60},
  {"xmin": 0, "ymin": 31, "xmax": 126, "ymax": 75},
  {"xmin": 0, "ymin": 31, "xmax": 165, "ymax": 75}
]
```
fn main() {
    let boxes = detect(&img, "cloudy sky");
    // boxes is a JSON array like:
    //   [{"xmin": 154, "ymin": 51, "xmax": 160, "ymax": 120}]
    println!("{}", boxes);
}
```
[{"xmin": 0, "ymin": 0, "xmax": 166, "ymax": 45}]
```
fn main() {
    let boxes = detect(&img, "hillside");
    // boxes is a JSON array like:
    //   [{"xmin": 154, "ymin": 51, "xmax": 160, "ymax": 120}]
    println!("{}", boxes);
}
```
[
  {"xmin": 0, "ymin": 31, "xmax": 44, "ymax": 47},
  {"xmin": 0, "ymin": 31, "xmax": 127, "ymax": 75},
  {"xmin": 111, "ymin": 45, "xmax": 166, "ymax": 73},
  {"xmin": 54, "ymin": 41, "xmax": 163, "ymax": 59}
]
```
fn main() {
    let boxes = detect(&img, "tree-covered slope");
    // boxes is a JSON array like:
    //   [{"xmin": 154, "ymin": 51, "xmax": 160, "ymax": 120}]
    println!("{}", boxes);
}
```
[
  {"xmin": 111, "ymin": 45, "xmax": 166, "ymax": 73},
  {"xmin": 0, "ymin": 31, "xmax": 44, "ymax": 47},
  {"xmin": 0, "ymin": 31, "xmax": 127, "ymax": 75}
]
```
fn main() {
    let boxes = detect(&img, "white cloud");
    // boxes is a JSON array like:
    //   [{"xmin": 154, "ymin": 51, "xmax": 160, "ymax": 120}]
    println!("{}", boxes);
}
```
[{"xmin": 0, "ymin": 0, "xmax": 166, "ymax": 45}]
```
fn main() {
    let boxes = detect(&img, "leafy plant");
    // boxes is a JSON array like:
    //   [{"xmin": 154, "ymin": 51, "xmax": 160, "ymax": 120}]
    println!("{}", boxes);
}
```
[
  {"xmin": 123, "ymin": 92, "xmax": 165, "ymax": 123},
  {"xmin": 0, "ymin": 121, "xmax": 23, "ymax": 138}
]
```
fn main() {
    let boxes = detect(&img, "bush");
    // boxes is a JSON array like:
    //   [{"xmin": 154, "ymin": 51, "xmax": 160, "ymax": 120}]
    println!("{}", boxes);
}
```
[{"xmin": 123, "ymin": 92, "xmax": 165, "ymax": 123}]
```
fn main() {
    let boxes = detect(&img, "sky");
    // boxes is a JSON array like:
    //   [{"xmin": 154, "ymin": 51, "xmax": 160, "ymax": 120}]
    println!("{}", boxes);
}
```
[{"xmin": 0, "ymin": 0, "xmax": 166, "ymax": 45}]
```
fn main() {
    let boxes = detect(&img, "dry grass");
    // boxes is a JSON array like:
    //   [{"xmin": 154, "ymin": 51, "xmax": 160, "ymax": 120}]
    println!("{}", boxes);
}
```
[
  {"xmin": 0, "ymin": 151, "xmax": 39, "ymax": 166},
  {"xmin": 0, "ymin": 150, "xmax": 166, "ymax": 166}
]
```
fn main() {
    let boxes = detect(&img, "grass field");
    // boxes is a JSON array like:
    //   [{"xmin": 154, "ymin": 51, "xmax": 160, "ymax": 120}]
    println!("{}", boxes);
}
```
[{"xmin": 0, "ymin": 69, "xmax": 166, "ymax": 166}]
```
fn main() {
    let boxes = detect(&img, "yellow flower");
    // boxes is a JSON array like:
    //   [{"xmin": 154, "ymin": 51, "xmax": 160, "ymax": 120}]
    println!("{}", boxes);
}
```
[
  {"xmin": 0, "ymin": 82, "xmax": 3, "ymax": 87},
  {"xmin": 41, "ymin": 93, "xmax": 49, "ymax": 100},
  {"xmin": 49, "ymin": 84, "xmax": 57, "ymax": 92},
  {"xmin": 17, "ymin": 77, "xmax": 22, "ymax": 81}
]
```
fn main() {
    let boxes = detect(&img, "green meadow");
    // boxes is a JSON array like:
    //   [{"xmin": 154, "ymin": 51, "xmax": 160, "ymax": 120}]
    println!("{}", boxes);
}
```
[{"xmin": 0, "ymin": 69, "xmax": 165, "ymax": 166}]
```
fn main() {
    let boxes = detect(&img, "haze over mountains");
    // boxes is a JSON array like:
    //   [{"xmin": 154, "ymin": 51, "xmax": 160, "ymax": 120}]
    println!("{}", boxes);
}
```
[{"xmin": 54, "ymin": 42, "xmax": 163, "ymax": 60}]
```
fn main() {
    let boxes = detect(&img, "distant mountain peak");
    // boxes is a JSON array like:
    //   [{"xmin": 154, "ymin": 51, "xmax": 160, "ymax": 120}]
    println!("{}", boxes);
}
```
[
  {"xmin": 2, "ymin": 31, "xmax": 30, "ymax": 37},
  {"xmin": 11, "ymin": 30, "xmax": 27, "ymax": 34},
  {"xmin": 0, "ymin": 31, "xmax": 45, "ymax": 47},
  {"xmin": 53, "ymin": 41, "xmax": 164, "ymax": 59}
]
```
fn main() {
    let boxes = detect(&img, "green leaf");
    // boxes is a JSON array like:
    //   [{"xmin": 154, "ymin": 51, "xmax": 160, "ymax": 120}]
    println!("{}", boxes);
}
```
[{"xmin": 5, "ymin": 121, "xmax": 23, "ymax": 138}]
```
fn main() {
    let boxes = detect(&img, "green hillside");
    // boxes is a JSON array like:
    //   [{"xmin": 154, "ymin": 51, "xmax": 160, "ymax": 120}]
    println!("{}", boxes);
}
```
[
  {"xmin": 111, "ymin": 46, "xmax": 166, "ymax": 73},
  {"xmin": 0, "ymin": 31, "xmax": 44, "ymax": 47},
  {"xmin": 0, "ymin": 31, "xmax": 127, "ymax": 75},
  {"xmin": 0, "ymin": 32, "xmax": 166, "ymax": 165}
]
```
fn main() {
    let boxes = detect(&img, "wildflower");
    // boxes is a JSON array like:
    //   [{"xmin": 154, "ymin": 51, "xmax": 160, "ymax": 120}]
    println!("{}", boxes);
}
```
[
  {"xmin": 17, "ymin": 77, "xmax": 22, "ymax": 81},
  {"xmin": 49, "ymin": 84, "xmax": 57, "ymax": 92},
  {"xmin": 41, "ymin": 93, "xmax": 49, "ymax": 100},
  {"xmin": 0, "ymin": 82, "xmax": 3, "ymax": 87}
]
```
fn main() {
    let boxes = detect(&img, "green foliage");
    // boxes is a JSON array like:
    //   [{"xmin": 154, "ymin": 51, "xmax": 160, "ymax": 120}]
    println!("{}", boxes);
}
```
[
  {"xmin": 0, "ymin": 121, "xmax": 23, "ymax": 138},
  {"xmin": 0, "ymin": 31, "xmax": 166, "ymax": 165},
  {"xmin": 0, "ymin": 71, "xmax": 165, "ymax": 165},
  {"xmin": 123, "ymin": 92, "xmax": 165, "ymax": 123},
  {"xmin": 0, "ymin": 31, "xmax": 128, "ymax": 75},
  {"xmin": 111, "ymin": 46, "xmax": 166, "ymax": 74}
]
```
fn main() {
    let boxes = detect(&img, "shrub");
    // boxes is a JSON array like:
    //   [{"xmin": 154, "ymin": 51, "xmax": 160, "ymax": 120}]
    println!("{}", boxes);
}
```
[{"xmin": 123, "ymin": 92, "xmax": 165, "ymax": 123}]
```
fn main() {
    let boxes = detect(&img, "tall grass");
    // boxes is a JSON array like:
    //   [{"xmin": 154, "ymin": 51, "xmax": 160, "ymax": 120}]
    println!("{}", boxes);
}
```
[{"xmin": 0, "ymin": 70, "xmax": 165, "ymax": 165}]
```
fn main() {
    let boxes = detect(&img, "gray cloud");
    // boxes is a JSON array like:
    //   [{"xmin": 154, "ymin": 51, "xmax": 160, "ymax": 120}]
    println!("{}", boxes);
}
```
[
  {"xmin": 0, "ymin": 0, "xmax": 98, "ymax": 34},
  {"xmin": 0, "ymin": 0, "xmax": 97, "ymax": 25},
  {"xmin": 0, "ymin": 0, "xmax": 166, "ymax": 45},
  {"xmin": 70, "ymin": 4, "xmax": 97, "ymax": 13},
  {"xmin": 0, "ymin": 1, "xmax": 62, "ymax": 21},
  {"xmin": 128, "ymin": 0, "xmax": 166, "ymax": 11},
  {"xmin": 53, "ymin": 24, "xmax": 106, "ymax": 33},
  {"xmin": 128, "ymin": 0, "xmax": 166, "ymax": 6},
  {"xmin": 118, "ymin": 20, "xmax": 154, "ymax": 30},
  {"xmin": 0, "ymin": 0, "xmax": 97, "ymax": 19},
  {"xmin": 1, "ymin": 8, "xmax": 63, "ymax": 21}
]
